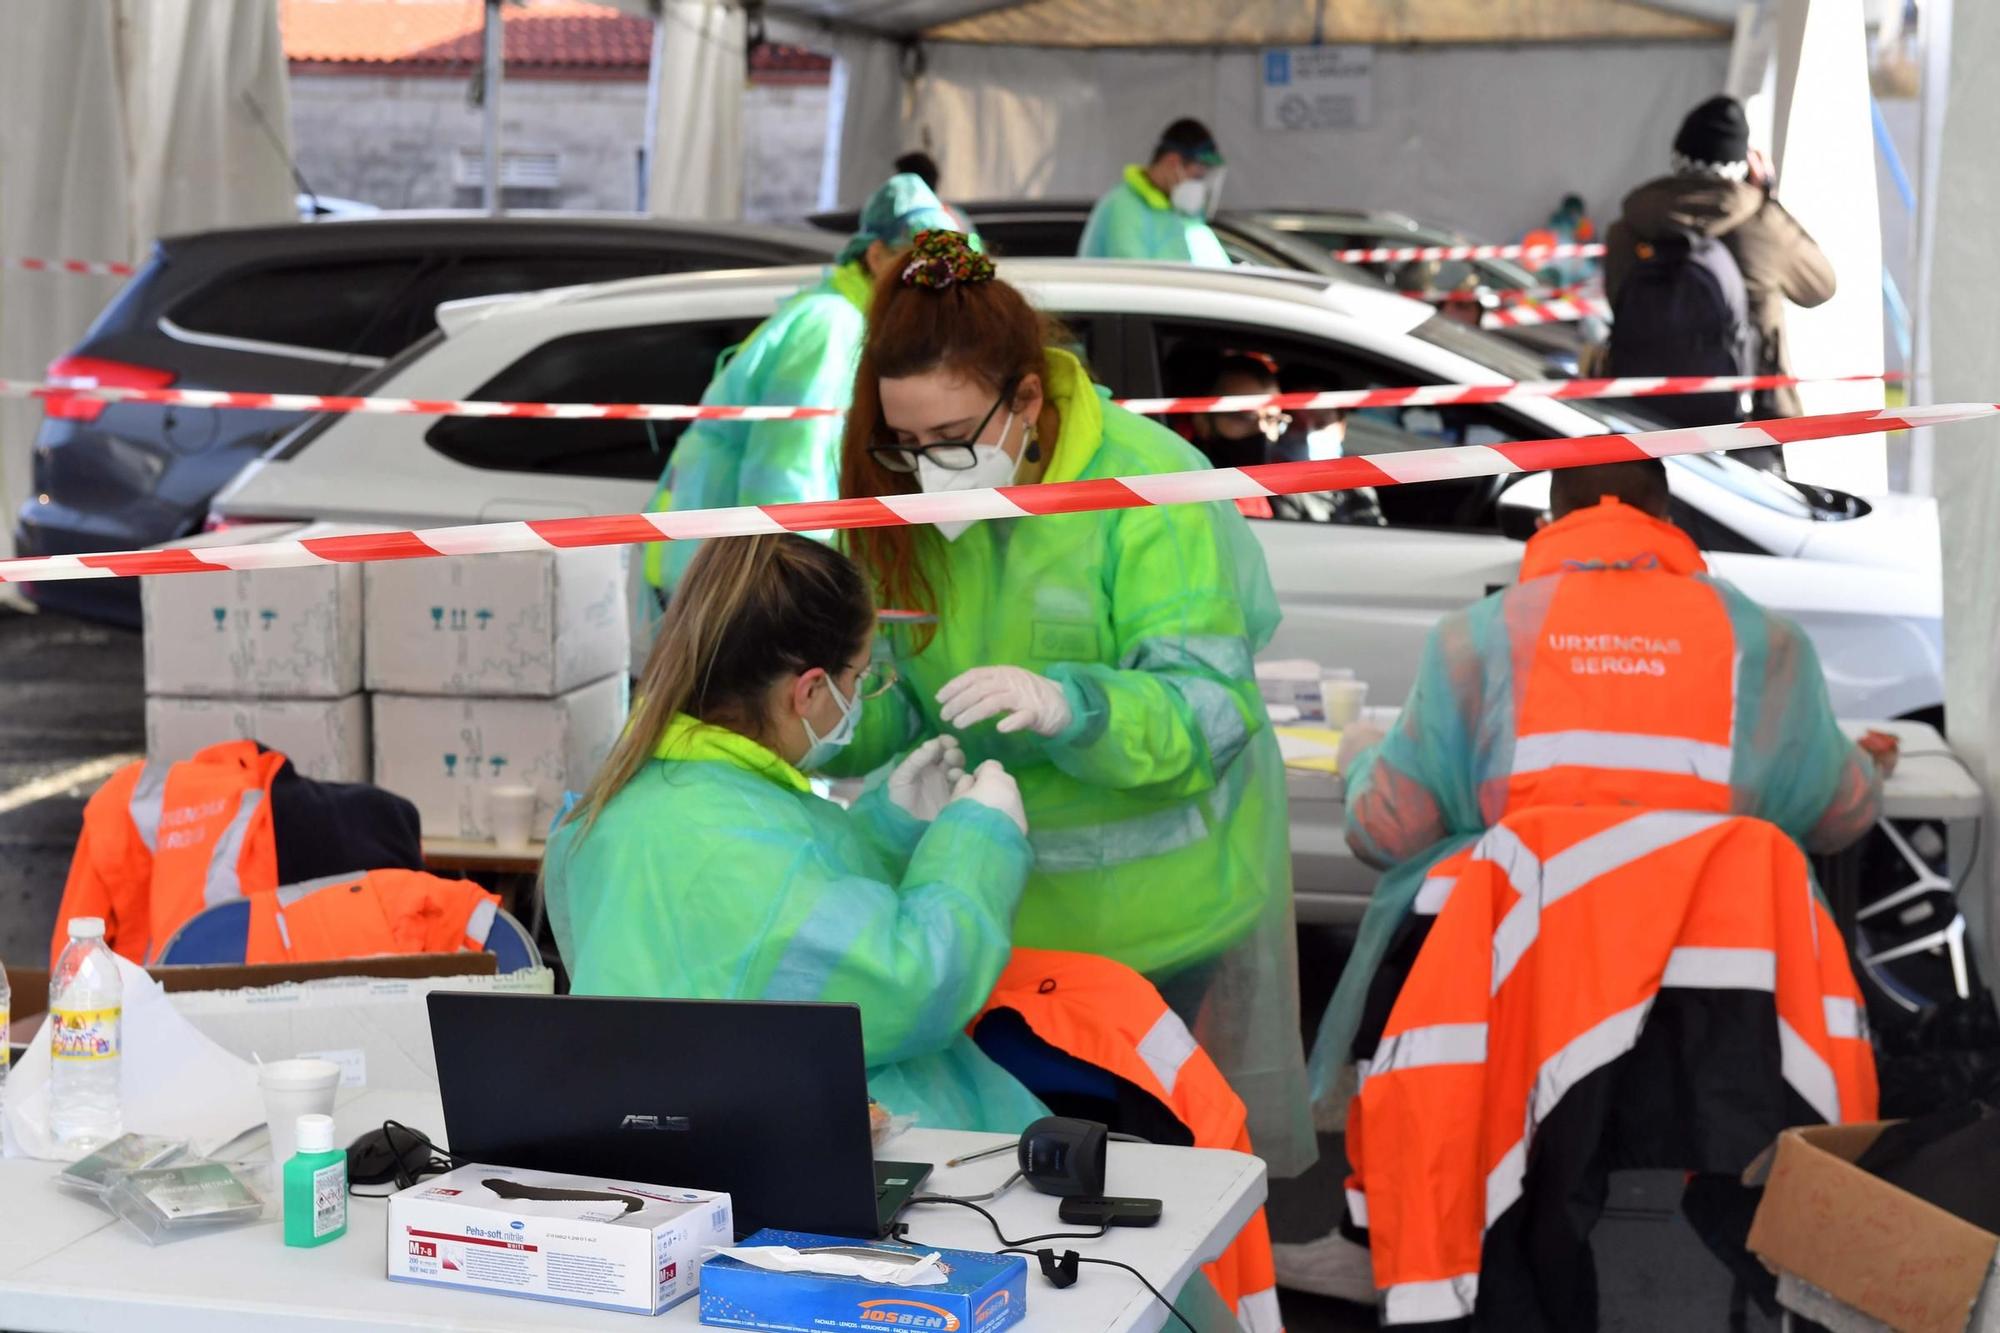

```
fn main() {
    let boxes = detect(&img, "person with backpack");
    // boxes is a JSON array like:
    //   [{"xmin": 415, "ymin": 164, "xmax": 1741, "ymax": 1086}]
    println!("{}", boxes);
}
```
[{"xmin": 1604, "ymin": 95, "xmax": 1835, "ymax": 471}]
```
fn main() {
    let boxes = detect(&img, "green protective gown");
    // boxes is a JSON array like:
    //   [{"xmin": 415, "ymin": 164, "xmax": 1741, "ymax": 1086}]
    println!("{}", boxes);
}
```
[
  {"xmin": 830, "ymin": 349, "xmax": 1314, "ymax": 1176},
  {"xmin": 1077, "ymin": 165, "xmax": 1232, "ymax": 267},
  {"xmin": 545, "ymin": 713, "xmax": 1049, "ymax": 1134},
  {"xmin": 642, "ymin": 262, "xmax": 875, "ymax": 594},
  {"xmin": 1307, "ymin": 567, "xmax": 1885, "ymax": 1103}
]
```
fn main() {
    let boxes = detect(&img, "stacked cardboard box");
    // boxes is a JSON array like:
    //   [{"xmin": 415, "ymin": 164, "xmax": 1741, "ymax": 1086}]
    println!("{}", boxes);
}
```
[
  {"xmin": 365, "ymin": 549, "xmax": 629, "ymax": 842},
  {"xmin": 142, "ymin": 525, "xmax": 369, "ymax": 782},
  {"xmin": 141, "ymin": 532, "xmax": 631, "ymax": 848}
]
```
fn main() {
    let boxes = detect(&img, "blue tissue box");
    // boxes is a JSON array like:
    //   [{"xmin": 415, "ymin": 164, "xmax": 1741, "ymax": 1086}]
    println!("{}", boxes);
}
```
[{"xmin": 698, "ymin": 1229, "xmax": 1026, "ymax": 1333}]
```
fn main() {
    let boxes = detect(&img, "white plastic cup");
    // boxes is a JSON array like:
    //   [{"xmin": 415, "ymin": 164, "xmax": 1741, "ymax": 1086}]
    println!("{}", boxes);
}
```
[
  {"xmin": 487, "ymin": 785, "xmax": 538, "ymax": 852},
  {"xmin": 259, "ymin": 1058, "xmax": 341, "ymax": 1172},
  {"xmin": 1321, "ymin": 678, "xmax": 1370, "ymax": 729}
]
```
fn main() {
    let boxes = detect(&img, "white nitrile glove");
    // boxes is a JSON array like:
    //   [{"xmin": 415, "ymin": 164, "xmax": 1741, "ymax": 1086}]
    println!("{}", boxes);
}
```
[
  {"xmin": 949, "ymin": 760, "xmax": 1029, "ymax": 835},
  {"xmin": 887, "ymin": 736, "xmax": 967, "ymax": 822},
  {"xmin": 936, "ymin": 666, "xmax": 1074, "ymax": 738}
]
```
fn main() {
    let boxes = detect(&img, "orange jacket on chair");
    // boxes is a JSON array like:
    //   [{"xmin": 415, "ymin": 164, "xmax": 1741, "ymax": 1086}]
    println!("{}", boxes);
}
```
[
  {"xmin": 1349, "ymin": 809, "xmax": 1876, "ymax": 1326},
  {"xmin": 244, "ymin": 870, "xmax": 500, "ymax": 964},
  {"xmin": 979, "ymin": 948, "xmax": 1282, "ymax": 1333},
  {"xmin": 53, "ymin": 741, "xmax": 286, "ymax": 967}
]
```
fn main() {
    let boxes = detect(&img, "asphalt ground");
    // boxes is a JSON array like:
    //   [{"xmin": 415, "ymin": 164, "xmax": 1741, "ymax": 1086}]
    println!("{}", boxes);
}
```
[{"xmin": 0, "ymin": 607, "xmax": 144, "ymax": 971}]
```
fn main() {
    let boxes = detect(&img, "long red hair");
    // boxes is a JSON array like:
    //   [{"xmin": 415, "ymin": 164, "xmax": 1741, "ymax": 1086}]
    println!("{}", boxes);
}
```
[{"xmin": 839, "ymin": 252, "xmax": 1063, "ymax": 629}]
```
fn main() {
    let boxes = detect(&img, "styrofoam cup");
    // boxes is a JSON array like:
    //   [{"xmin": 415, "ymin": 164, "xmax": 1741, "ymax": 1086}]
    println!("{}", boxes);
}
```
[
  {"xmin": 1321, "ymin": 678, "xmax": 1369, "ymax": 728},
  {"xmin": 487, "ymin": 785, "xmax": 537, "ymax": 852},
  {"xmin": 259, "ymin": 1058, "xmax": 341, "ymax": 1169}
]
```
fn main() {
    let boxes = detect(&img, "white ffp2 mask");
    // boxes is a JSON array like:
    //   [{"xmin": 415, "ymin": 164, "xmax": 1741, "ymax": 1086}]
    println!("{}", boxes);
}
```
[{"xmin": 916, "ymin": 412, "xmax": 1021, "ymax": 541}]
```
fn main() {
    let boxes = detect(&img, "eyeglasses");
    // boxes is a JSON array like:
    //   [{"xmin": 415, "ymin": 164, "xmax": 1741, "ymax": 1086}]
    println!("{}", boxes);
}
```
[
  {"xmin": 853, "ymin": 660, "xmax": 900, "ymax": 700},
  {"xmin": 868, "ymin": 384, "xmax": 1012, "ymax": 475}
]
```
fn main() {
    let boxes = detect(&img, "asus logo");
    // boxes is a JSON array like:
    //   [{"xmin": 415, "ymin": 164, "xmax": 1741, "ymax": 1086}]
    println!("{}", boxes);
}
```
[{"xmin": 620, "ymin": 1114, "xmax": 692, "ymax": 1132}]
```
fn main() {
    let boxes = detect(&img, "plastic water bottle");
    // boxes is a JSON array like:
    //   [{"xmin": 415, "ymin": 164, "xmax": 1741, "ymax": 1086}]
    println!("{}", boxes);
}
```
[{"xmin": 50, "ymin": 917, "xmax": 122, "ymax": 1153}]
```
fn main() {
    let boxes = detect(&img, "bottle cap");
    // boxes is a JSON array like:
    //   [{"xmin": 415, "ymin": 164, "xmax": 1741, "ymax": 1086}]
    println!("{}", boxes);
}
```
[
  {"xmin": 295, "ymin": 1114, "xmax": 336, "ymax": 1155},
  {"xmin": 67, "ymin": 917, "xmax": 106, "ymax": 940}
]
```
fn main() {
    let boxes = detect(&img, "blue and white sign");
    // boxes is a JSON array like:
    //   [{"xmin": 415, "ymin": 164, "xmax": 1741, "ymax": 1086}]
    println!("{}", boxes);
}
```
[{"xmin": 1260, "ymin": 45, "xmax": 1373, "ymax": 132}]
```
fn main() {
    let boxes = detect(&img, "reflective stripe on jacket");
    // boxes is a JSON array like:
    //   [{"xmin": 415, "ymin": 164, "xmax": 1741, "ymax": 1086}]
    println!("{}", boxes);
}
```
[
  {"xmin": 245, "ymin": 869, "xmax": 501, "ymax": 964},
  {"xmin": 1349, "ymin": 808, "xmax": 1876, "ymax": 1325},
  {"xmin": 53, "ymin": 741, "xmax": 286, "ymax": 967},
  {"xmin": 979, "ymin": 948, "xmax": 1282, "ymax": 1333},
  {"xmin": 1312, "ymin": 501, "xmax": 1882, "ymax": 1090}
]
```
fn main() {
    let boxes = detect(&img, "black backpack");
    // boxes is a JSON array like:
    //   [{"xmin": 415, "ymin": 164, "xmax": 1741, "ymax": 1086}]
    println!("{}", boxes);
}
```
[{"xmin": 1607, "ymin": 229, "xmax": 1754, "ymax": 427}]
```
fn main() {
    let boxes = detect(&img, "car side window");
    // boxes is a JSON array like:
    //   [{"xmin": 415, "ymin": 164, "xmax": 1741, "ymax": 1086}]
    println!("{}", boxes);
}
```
[
  {"xmin": 1151, "ymin": 318, "xmax": 1539, "ymax": 532},
  {"xmin": 423, "ymin": 319, "xmax": 762, "ymax": 480},
  {"xmin": 973, "ymin": 219, "xmax": 1086, "ymax": 258},
  {"xmin": 169, "ymin": 257, "xmax": 428, "ymax": 360},
  {"xmin": 416, "ymin": 253, "xmax": 681, "ymax": 317}
]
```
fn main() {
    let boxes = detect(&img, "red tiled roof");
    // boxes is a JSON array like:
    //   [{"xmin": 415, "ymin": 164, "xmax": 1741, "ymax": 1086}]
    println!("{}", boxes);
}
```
[
  {"xmin": 282, "ymin": 1, "xmax": 650, "ymax": 70},
  {"xmin": 282, "ymin": 0, "xmax": 829, "ymax": 78}
]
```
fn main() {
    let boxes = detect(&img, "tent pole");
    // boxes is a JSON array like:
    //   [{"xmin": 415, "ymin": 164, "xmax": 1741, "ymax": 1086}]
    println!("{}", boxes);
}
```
[
  {"xmin": 483, "ymin": 0, "xmax": 503, "ymax": 216},
  {"xmin": 642, "ymin": 6, "xmax": 666, "ymax": 211}
]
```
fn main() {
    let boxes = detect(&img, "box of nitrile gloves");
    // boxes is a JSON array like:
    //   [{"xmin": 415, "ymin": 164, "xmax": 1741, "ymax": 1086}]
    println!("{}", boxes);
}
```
[
  {"xmin": 698, "ymin": 1229, "xmax": 1026, "ymax": 1332},
  {"xmin": 387, "ymin": 1163, "xmax": 731, "ymax": 1315}
]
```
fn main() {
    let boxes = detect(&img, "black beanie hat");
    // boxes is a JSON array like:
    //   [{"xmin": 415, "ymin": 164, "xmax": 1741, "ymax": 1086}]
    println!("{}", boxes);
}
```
[{"xmin": 1674, "ymin": 95, "xmax": 1750, "ymax": 167}]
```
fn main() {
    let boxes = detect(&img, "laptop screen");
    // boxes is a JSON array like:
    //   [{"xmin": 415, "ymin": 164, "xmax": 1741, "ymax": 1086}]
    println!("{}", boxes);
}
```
[{"xmin": 428, "ymin": 993, "xmax": 886, "ymax": 1238}]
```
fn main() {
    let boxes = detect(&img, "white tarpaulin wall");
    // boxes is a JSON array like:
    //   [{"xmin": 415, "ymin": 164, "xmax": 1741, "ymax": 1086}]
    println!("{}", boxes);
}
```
[
  {"xmin": 1930, "ymin": 0, "xmax": 2000, "ymax": 979},
  {"xmin": 1769, "ymin": 0, "xmax": 1887, "ymax": 492},
  {"xmin": 646, "ymin": 0, "xmax": 748, "ymax": 221},
  {"xmin": 0, "ymin": 0, "xmax": 294, "ymax": 561},
  {"xmin": 818, "ymin": 36, "xmax": 1729, "ymax": 245}
]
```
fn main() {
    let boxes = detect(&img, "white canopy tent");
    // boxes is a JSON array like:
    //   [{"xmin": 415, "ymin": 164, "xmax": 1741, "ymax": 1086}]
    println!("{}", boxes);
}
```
[{"xmin": 0, "ymin": 0, "xmax": 294, "ymax": 562}]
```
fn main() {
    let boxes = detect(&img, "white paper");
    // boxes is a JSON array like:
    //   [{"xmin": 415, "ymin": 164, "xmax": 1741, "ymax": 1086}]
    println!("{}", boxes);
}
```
[
  {"xmin": 709, "ymin": 1245, "xmax": 949, "ymax": 1287},
  {"xmin": 5, "ymin": 955, "xmax": 264, "ymax": 1160}
]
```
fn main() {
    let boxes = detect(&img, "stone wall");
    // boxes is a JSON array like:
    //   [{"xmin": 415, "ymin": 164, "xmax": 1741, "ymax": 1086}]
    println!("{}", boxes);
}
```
[{"xmin": 289, "ymin": 71, "xmax": 827, "ymax": 221}]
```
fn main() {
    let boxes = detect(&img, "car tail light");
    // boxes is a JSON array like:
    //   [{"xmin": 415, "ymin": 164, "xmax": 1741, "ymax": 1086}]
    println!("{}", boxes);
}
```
[
  {"xmin": 42, "ymin": 355, "xmax": 176, "ymax": 424},
  {"xmin": 202, "ymin": 512, "xmax": 292, "ymax": 534}
]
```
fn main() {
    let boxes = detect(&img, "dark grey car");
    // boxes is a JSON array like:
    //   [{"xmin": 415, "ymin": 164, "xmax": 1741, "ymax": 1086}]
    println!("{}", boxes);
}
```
[{"xmin": 19, "ymin": 215, "xmax": 838, "ymax": 625}]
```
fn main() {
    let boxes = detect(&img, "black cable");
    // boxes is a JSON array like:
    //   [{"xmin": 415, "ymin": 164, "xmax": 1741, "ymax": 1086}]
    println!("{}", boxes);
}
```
[
  {"xmin": 1001, "ymin": 1248, "xmax": 1198, "ymax": 1333},
  {"xmin": 907, "ymin": 1193, "xmax": 1107, "ymax": 1247},
  {"xmin": 347, "ymin": 1120, "xmax": 475, "ymax": 1198},
  {"xmin": 899, "ymin": 1192, "xmax": 1196, "ymax": 1333}
]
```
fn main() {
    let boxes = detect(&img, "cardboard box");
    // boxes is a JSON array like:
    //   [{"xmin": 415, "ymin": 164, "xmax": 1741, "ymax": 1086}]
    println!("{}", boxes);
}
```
[
  {"xmin": 146, "ymin": 693, "xmax": 370, "ymax": 782},
  {"xmin": 387, "ymin": 1164, "xmax": 731, "ymax": 1316},
  {"xmin": 141, "ymin": 527, "xmax": 364, "ymax": 699},
  {"xmin": 1748, "ymin": 1121, "xmax": 2000, "ymax": 1333},
  {"xmin": 365, "ymin": 549, "xmax": 628, "ymax": 697},
  {"xmin": 699, "ymin": 1229, "xmax": 1027, "ymax": 1333},
  {"xmin": 371, "ymin": 676, "xmax": 627, "ymax": 840}
]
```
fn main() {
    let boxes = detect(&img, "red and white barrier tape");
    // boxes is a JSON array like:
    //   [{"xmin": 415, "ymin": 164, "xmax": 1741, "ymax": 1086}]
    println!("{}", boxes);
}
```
[
  {"xmin": 4, "ymin": 256, "xmax": 138, "ymax": 278},
  {"xmin": 4, "ymin": 402, "xmax": 1976, "ymax": 585},
  {"xmin": 1407, "ymin": 282, "xmax": 1602, "ymax": 306},
  {"xmin": 0, "ymin": 371, "xmax": 1899, "ymax": 423},
  {"xmin": 1482, "ymin": 295, "xmax": 1614, "ymax": 330},
  {"xmin": 1334, "ymin": 241, "xmax": 1608, "ymax": 265}
]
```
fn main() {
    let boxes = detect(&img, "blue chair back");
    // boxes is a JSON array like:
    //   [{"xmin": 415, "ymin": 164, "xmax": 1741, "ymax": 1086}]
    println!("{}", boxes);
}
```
[
  {"xmin": 153, "ymin": 898, "xmax": 252, "ymax": 965},
  {"xmin": 484, "ymin": 908, "xmax": 542, "ymax": 975}
]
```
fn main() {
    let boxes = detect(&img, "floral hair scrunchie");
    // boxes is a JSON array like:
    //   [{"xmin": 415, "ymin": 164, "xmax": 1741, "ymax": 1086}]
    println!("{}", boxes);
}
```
[{"xmin": 900, "ymin": 229, "xmax": 995, "ymax": 290}]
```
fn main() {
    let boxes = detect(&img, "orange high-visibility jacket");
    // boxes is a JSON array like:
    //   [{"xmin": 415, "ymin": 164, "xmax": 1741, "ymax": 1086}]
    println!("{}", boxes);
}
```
[
  {"xmin": 1349, "ymin": 809, "xmax": 1876, "ymax": 1326},
  {"xmin": 244, "ymin": 870, "xmax": 501, "ymax": 964},
  {"xmin": 53, "ymin": 741, "xmax": 286, "ymax": 967},
  {"xmin": 979, "ymin": 949, "xmax": 1282, "ymax": 1333},
  {"xmin": 1315, "ymin": 500, "xmax": 1883, "ymax": 1088}
]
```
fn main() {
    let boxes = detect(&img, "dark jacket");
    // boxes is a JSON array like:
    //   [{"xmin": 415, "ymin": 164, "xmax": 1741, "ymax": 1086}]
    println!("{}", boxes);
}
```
[{"xmin": 1606, "ymin": 176, "xmax": 1835, "ymax": 416}]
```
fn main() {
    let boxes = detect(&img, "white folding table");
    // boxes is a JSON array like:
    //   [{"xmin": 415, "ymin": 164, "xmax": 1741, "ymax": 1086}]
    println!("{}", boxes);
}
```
[{"xmin": 0, "ymin": 1088, "xmax": 1266, "ymax": 1333}]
